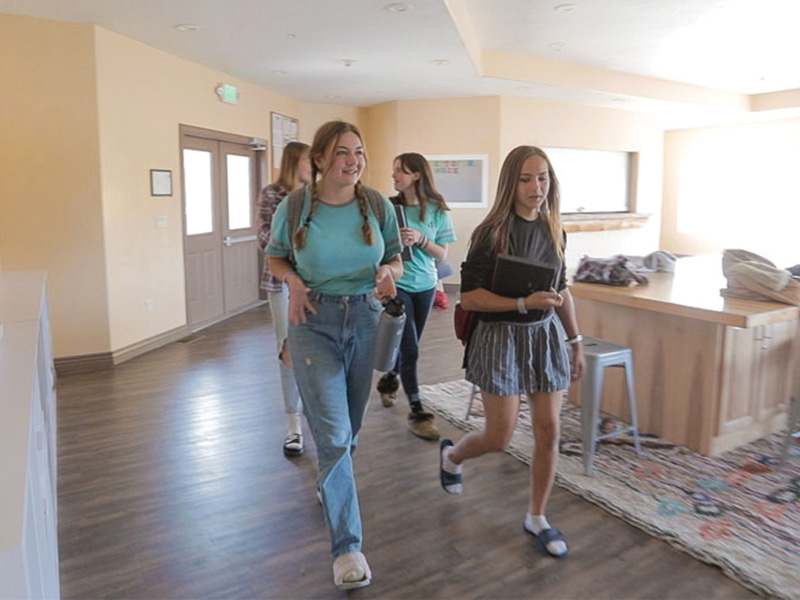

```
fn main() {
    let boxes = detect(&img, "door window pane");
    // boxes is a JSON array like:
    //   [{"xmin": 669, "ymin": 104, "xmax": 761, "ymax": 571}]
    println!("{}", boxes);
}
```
[
  {"xmin": 227, "ymin": 154, "xmax": 252, "ymax": 230},
  {"xmin": 183, "ymin": 149, "xmax": 214, "ymax": 235}
]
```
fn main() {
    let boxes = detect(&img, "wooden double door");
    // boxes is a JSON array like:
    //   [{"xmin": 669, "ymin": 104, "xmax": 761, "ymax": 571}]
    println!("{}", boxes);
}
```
[{"xmin": 181, "ymin": 127, "xmax": 263, "ymax": 329}]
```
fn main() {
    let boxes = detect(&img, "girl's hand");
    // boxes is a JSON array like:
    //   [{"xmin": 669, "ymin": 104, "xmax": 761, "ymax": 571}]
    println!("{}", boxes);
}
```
[
  {"xmin": 527, "ymin": 287, "xmax": 564, "ymax": 310},
  {"xmin": 285, "ymin": 274, "xmax": 316, "ymax": 325},
  {"xmin": 374, "ymin": 264, "xmax": 397, "ymax": 299},
  {"xmin": 399, "ymin": 226, "xmax": 421, "ymax": 248}
]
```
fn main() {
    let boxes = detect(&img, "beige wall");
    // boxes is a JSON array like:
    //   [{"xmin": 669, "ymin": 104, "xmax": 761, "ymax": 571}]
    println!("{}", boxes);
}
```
[
  {"xmin": 0, "ymin": 13, "xmax": 365, "ymax": 358},
  {"xmin": 363, "ymin": 96, "xmax": 665, "ymax": 276},
  {"xmin": 662, "ymin": 119, "xmax": 800, "ymax": 267},
  {"xmin": 0, "ymin": 14, "xmax": 110, "ymax": 356}
]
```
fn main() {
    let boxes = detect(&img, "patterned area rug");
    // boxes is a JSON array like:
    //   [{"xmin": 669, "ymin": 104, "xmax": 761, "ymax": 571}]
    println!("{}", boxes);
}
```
[{"xmin": 420, "ymin": 379, "xmax": 800, "ymax": 600}]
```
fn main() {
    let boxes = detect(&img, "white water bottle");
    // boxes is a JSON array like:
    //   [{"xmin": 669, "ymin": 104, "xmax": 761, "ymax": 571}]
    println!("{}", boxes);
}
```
[{"xmin": 373, "ymin": 297, "xmax": 406, "ymax": 372}]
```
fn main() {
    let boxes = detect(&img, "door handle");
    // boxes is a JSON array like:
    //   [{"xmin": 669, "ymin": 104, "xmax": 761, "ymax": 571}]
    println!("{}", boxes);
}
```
[{"xmin": 223, "ymin": 235, "xmax": 258, "ymax": 247}]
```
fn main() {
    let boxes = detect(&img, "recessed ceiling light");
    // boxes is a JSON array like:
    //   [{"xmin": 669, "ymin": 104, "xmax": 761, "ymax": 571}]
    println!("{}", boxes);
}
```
[
  {"xmin": 553, "ymin": 3, "xmax": 577, "ymax": 12},
  {"xmin": 610, "ymin": 97, "xmax": 627, "ymax": 103},
  {"xmin": 384, "ymin": 2, "xmax": 412, "ymax": 12},
  {"xmin": 325, "ymin": 94, "xmax": 341, "ymax": 100},
  {"xmin": 431, "ymin": 59, "xmax": 449, "ymax": 66},
  {"xmin": 287, "ymin": 33, "xmax": 298, "ymax": 39},
  {"xmin": 271, "ymin": 69, "xmax": 288, "ymax": 75},
  {"xmin": 549, "ymin": 42, "xmax": 566, "ymax": 51},
  {"xmin": 173, "ymin": 23, "xmax": 199, "ymax": 32},
  {"xmin": 341, "ymin": 59, "xmax": 357, "ymax": 67}
]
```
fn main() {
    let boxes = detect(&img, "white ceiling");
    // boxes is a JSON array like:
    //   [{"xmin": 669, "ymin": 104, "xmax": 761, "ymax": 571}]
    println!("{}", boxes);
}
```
[{"xmin": 3, "ymin": 0, "xmax": 800, "ymax": 125}]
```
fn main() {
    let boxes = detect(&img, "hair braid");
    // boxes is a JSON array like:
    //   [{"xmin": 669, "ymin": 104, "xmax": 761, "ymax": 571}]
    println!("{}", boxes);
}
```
[{"xmin": 354, "ymin": 181, "xmax": 374, "ymax": 245}]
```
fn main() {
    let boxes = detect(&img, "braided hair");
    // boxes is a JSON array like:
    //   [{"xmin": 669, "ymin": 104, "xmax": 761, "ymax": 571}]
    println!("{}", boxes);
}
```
[{"xmin": 293, "ymin": 121, "xmax": 373, "ymax": 250}]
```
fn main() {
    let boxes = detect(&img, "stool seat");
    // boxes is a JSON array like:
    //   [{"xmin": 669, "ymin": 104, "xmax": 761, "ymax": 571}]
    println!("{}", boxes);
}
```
[{"xmin": 579, "ymin": 336, "xmax": 641, "ymax": 475}]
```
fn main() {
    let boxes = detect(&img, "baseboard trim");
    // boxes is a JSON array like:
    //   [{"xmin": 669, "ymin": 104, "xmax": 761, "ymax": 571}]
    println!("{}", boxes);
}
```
[
  {"xmin": 111, "ymin": 325, "xmax": 190, "ymax": 365},
  {"xmin": 54, "ymin": 303, "xmax": 266, "ymax": 376},
  {"xmin": 55, "ymin": 352, "xmax": 114, "ymax": 375}
]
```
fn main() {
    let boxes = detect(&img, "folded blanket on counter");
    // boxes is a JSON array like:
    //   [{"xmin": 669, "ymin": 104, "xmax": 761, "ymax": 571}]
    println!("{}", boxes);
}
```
[
  {"xmin": 573, "ymin": 255, "xmax": 649, "ymax": 286},
  {"xmin": 721, "ymin": 249, "xmax": 800, "ymax": 306},
  {"xmin": 624, "ymin": 250, "xmax": 678, "ymax": 273}
]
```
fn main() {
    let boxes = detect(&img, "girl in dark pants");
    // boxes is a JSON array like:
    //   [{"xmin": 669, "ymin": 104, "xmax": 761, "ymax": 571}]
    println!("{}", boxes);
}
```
[{"xmin": 376, "ymin": 153, "xmax": 456, "ymax": 440}]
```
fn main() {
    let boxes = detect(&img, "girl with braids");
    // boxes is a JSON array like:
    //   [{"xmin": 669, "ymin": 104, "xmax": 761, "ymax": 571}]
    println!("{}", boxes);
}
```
[
  {"xmin": 257, "ymin": 141, "xmax": 311, "ymax": 457},
  {"xmin": 376, "ymin": 153, "xmax": 455, "ymax": 442},
  {"xmin": 438, "ymin": 146, "xmax": 585, "ymax": 559},
  {"xmin": 266, "ymin": 121, "xmax": 402, "ymax": 590}
]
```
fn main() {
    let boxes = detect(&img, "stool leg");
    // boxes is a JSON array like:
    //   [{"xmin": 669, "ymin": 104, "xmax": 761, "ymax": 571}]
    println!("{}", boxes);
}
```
[
  {"xmin": 581, "ymin": 361, "xmax": 604, "ymax": 475},
  {"xmin": 465, "ymin": 383, "xmax": 477, "ymax": 421},
  {"xmin": 623, "ymin": 354, "xmax": 642, "ymax": 457}
]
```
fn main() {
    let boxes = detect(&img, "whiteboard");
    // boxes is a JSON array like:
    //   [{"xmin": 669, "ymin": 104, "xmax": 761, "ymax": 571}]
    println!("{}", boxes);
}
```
[{"xmin": 426, "ymin": 154, "xmax": 489, "ymax": 208}]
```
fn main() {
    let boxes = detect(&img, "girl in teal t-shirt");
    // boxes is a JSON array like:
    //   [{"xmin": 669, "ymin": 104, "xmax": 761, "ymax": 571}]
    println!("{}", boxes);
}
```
[
  {"xmin": 377, "ymin": 153, "xmax": 456, "ymax": 441},
  {"xmin": 267, "ymin": 121, "xmax": 402, "ymax": 591}
]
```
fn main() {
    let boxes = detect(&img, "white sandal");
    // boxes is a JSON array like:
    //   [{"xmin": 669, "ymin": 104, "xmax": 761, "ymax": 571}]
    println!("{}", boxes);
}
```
[
  {"xmin": 333, "ymin": 551, "xmax": 372, "ymax": 590},
  {"xmin": 282, "ymin": 433, "xmax": 303, "ymax": 456}
]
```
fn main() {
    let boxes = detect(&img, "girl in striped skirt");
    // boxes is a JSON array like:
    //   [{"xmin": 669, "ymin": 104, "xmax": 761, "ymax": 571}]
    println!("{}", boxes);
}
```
[{"xmin": 439, "ymin": 146, "xmax": 586, "ymax": 558}]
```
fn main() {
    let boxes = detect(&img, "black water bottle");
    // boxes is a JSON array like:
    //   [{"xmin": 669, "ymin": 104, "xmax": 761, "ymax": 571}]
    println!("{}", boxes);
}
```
[{"xmin": 373, "ymin": 297, "xmax": 406, "ymax": 372}]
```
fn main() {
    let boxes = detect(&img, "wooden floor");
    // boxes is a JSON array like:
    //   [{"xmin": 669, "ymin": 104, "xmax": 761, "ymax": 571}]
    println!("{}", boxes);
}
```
[{"xmin": 56, "ymin": 298, "xmax": 757, "ymax": 599}]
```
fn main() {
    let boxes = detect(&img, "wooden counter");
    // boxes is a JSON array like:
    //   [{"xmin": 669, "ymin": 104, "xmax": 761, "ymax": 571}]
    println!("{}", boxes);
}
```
[{"xmin": 568, "ymin": 255, "xmax": 800, "ymax": 455}]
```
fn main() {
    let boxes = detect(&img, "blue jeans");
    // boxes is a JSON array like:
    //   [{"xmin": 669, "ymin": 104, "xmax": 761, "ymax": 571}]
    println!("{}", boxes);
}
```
[
  {"xmin": 268, "ymin": 286, "xmax": 302, "ymax": 415},
  {"xmin": 394, "ymin": 287, "xmax": 436, "ymax": 400},
  {"xmin": 288, "ymin": 291, "xmax": 382, "ymax": 557}
]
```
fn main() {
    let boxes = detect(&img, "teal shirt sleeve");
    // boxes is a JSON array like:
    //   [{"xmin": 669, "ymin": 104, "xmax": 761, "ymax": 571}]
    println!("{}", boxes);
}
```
[
  {"xmin": 265, "ymin": 200, "xmax": 291, "ymax": 257},
  {"xmin": 434, "ymin": 208, "xmax": 456, "ymax": 245}
]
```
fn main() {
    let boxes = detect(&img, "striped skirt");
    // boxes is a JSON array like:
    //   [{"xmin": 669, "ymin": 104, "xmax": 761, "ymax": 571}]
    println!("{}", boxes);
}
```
[{"xmin": 465, "ymin": 313, "xmax": 570, "ymax": 396}]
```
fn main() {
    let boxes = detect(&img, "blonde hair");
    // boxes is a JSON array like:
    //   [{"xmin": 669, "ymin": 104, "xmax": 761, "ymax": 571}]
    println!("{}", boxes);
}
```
[
  {"xmin": 468, "ymin": 145, "xmax": 564, "ymax": 260},
  {"xmin": 294, "ymin": 121, "xmax": 373, "ymax": 250},
  {"xmin": 275, "ymin": 141, "xmax": 309, "ymax": 191}
]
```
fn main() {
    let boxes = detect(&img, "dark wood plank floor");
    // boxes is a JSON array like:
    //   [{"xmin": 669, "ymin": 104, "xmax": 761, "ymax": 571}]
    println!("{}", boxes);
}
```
[{"xmin": 56, "ymin": 298, "xmax": 758, "ymax": 599}]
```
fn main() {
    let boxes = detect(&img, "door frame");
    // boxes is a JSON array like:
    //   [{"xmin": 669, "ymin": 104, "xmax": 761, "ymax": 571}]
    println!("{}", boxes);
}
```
[{"xmin": 179, "ymin": 125, "xmax": 268, "ymax": 330}]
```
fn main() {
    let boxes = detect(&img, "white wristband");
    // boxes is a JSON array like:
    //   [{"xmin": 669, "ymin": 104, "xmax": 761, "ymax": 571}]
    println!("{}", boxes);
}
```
[
  {"xmin": 517, "ymin": 297, "xmax": 528, "ymax": 314},
  {"xmin": 565, "ymin": 334, "xmax": 583, "ymax": 344}
]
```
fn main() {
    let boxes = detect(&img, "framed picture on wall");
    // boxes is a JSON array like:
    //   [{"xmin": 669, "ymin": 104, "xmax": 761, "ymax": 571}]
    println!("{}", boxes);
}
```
[
  {"xmin": 425, "ymin": 154, "xmax": 488, "ymax": 208},
  {"xmin": 150, "ymin": 169, "xmax": 173, "ymax": 196}
]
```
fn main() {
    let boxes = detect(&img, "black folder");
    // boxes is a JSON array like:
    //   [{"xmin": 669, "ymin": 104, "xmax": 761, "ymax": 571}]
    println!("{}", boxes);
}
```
[{"xmin": 491, "ymin": 254, "xmax": 556, "ymax": 298}]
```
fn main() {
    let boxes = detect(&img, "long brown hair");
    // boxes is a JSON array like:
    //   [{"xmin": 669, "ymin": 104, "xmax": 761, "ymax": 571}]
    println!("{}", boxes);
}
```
[
  {"xmin": 274, "ymin": 141, "xmax": 309, "ymax": 192},
  {"xmin": 294, "ymin": 120, "xmax": 373, "ymax": 250},
  {"xmin": 468, "ymin": 146, "xmax": 564, "ymax": 260},
  {"xmin": 393, "ymin": 153, "xmax": 449, "ymax": 221}
]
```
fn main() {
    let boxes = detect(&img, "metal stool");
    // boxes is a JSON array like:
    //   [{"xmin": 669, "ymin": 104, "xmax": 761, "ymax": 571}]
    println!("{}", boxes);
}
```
[
  {"xmin": 580, "ymin": 337, "xmax": 642, "ymax": 475},
  {"xmin": 465, "ymin": 383, "xmax": 479, "ymax": 420}
]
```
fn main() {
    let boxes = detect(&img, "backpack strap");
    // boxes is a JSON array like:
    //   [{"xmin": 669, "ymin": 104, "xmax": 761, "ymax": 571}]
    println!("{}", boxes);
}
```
[{"xmin": 364, "ymin": 187, "xmax": 386, "ymax": 227}]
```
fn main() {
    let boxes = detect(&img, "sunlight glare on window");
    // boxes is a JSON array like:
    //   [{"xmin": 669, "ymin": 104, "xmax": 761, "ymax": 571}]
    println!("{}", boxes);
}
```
[
  {"xmin": 227, "ymin": 154, "xmax": 251, "ymax": 230},
  {"xmin": 183, "ymin": 149, "xmax": 214, "ymax": 235}
]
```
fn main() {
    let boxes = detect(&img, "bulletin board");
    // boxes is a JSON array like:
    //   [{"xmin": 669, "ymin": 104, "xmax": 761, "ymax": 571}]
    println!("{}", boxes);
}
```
[
  {"xmin": 426, "ymin": 154, "xmax": 489, "ymax": 208},
  {"xmin": 270, "ymin": 112, "xmax": 299, "ymax": 171}
]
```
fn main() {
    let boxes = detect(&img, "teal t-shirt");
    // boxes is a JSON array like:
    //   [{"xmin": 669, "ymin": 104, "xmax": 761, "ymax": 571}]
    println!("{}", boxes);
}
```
[
  {"xmin": 266, "ymin": 189, "xmax": 401, "ymax": 295},
  {"xmin": 395, "ymin": 203, "xmax": 456, "ymax": 292}
]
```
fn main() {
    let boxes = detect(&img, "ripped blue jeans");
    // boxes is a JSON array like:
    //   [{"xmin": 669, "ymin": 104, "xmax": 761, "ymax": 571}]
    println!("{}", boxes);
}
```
[{"xmin": 288, "ymin": 291, "xmax": 382, "ymax": 557}]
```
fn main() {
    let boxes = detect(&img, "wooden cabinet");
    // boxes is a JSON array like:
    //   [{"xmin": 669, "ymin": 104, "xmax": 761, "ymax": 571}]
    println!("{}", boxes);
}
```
[
  {"xmin": 715, "ymin": 320, "xmax": 799, "ymax": 453},
  {"xmin": 0, "ymin": 272, "xmax": 60, "ymax": 599},
  {"xmin": 568, "ymin": 256, "xmax": 800, "ymax": 455}
]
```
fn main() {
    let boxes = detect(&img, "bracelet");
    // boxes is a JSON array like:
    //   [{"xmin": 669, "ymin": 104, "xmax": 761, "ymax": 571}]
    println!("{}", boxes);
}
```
[
  {"xmin": 415, "ymin": 234, "xmax": 428, "ymax": 248},
  {"xmin": 517, "ymin": 297, "xmax": 528, "ymax": 314},
  {"xmin": 565, "ymin": 334, "xmax": 583, "ymax": 344},
  {"xmin": 282, "ymin": 270, "xmax": 297, "ymax": 284}
]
